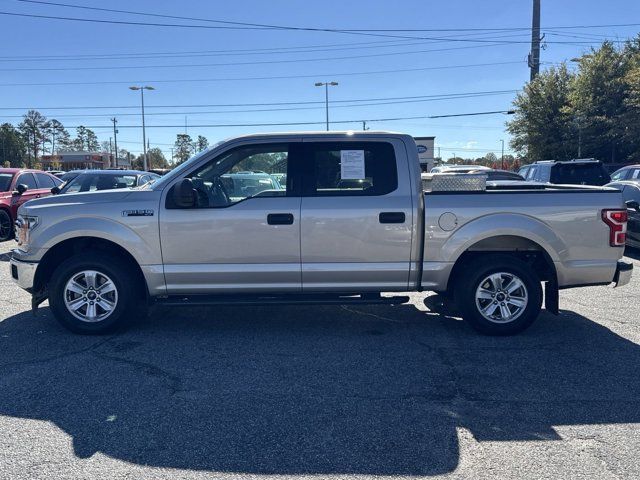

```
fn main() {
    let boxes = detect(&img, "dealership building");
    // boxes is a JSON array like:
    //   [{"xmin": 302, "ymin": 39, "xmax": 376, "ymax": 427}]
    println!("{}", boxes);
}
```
[
  {"xmin": 41, "ymin": 151, "xmax": 130, "ymax": 170},
  {"xmin": 413, "ymin": 136, "xmax": 435, "ymax": 172}
]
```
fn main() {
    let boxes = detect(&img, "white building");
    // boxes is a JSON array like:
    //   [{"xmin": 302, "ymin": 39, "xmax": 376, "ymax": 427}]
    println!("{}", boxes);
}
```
[{"xmin": 413, "ymin": 136, "xmax": 435, "ymax": 172}]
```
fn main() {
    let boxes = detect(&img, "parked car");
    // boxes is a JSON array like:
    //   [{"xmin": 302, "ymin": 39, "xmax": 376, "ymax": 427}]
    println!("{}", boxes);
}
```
[
  {"xmin": 54, "ymin": 170, "xmax": 160, "ymax": 195},
  {"xmin": 469, "ymin": 169, "xmax": 525, "ymax": 181},
  {"xmin": 0, "ymin": 168, "xmax": 63, "ymax": 241},
  {"xmin": 610, "ymin": 164, "xmax": 640, "ymax": 182},
  {"xmin": 518, "ymin": 159, "xmax": 610, "ymax": 186},
  {"xmin": 57, "ymin": 171, "xmax": 82, "ymax": 184},
  {"xmin": 431, "ymin": 165, "xmax": 491, "ymax": 174},
  {"xmin": 605, "ymin": 180, "xmax": 640, "ymax": 248},
  {"xmin": 10, "ymin": 132, "xmax": 632, "ymax": 336}
]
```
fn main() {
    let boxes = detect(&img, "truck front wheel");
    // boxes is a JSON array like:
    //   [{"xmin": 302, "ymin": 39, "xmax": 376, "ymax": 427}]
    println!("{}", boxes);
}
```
[
  {"xmin": 49, "ymin": 253, "xmax": 135, "ymax": 334},
  {"xmin": 455, "ymin": 255, "xmax": 542, "ymax": 335}
]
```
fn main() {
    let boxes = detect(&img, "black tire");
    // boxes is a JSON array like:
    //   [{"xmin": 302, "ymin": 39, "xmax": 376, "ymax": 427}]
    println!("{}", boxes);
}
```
[
  {"xmin": 48, "ymin": 253, "xmax": 137, "ymax": 334},
  {"xmin": 0, "ymin": 209, "xmax": 13, "ymax": 242},
  {"xmin": 454, "ymin": 254, "xmax": 542, "ymax": 336}
]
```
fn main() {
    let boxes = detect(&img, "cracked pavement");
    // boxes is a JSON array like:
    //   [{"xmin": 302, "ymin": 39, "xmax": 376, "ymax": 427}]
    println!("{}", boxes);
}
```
[{"xmin": 1, "ymin": 241, "xmax": 639, "ymax": 479}]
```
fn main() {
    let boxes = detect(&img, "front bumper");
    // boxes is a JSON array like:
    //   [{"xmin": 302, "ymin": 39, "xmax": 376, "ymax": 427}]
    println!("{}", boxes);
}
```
[
  {"xmin": 9, "ymin": 257, "xmax": 37, "ymax": 291},
  {"xmin": 614, "ymin": 260, "xmax": 633, "ymax": 288}
]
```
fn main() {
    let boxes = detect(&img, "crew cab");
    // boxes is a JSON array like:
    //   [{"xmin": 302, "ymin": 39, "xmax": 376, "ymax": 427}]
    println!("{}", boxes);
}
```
[{"xmin": 9, "ymin": 132, "xmax": 632, "ymax": 335}]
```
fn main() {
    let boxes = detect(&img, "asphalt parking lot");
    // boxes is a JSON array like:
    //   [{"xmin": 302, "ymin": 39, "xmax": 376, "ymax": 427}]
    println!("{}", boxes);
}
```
[{"xmin": 1, "ymin": 241, "xmax": 640, "ymax": 480}]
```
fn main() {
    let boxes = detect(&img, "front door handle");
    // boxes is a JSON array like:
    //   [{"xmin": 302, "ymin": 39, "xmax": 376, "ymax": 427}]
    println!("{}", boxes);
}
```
[
  {"xmin": 267, "ymin": 213, "xmax": 294, "ymax": 225},
  {"xmin": 379, "ymin": 212, "xmax": 405, "ymax": 224}
]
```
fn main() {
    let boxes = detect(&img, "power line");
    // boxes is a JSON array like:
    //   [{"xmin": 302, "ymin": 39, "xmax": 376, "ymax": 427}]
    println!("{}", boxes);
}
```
[
  {"xmin": 13, "ymin": 1, "xmax": 640, "ymax": 35},
  {"xmin": 0, "ymin": 89, "xmax": 518, "ymax": 112},
  {"xmin": 0, "ymin": 60, "xmax": 524, "ymax": 87},
  {"xmin": 0, "ymin": 42, "xmax": 525, "ymax": 72},
  {"xmin": 47, "ymin": 109, "xmax": 516, "ymax": 129},
  {"xmin": 3, "ymin": 7, "xmax": 636, "ymax": 45},
  {"xmin": 0, "ymin": 32, "xmax": 535, "ymax": 62}
]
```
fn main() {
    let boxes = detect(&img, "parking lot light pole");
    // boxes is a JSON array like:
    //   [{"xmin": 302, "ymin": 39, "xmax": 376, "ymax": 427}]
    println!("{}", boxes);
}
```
[
  {"xmin": 129, "ymin": 86, "xmax": 154, "ymax": 171},
  {"xmin": 315, "ymin": 82, "xmax": 338, "ymax": 131}
]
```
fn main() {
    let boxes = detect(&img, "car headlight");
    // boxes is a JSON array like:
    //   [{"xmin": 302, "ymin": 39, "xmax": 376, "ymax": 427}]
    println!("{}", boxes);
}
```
[{"xmin": 15, "ymin": 214, "xmax": 39, "ymax": 252}]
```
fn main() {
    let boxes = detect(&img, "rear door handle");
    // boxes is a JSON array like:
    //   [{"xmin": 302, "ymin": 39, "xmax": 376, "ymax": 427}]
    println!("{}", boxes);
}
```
[
  {"xmin": 379, "ymin": 212, "xmax": 405, "ymax": 224},
  {"xmin": 267, "ymin": 213, "xmax": 294, "ymax": 225}
]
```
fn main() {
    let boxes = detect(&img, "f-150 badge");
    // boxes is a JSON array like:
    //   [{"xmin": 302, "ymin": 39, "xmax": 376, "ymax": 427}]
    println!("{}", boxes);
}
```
[{"xmin": 122, "ymin": 209, "xmax": 154, "ymax": 217}]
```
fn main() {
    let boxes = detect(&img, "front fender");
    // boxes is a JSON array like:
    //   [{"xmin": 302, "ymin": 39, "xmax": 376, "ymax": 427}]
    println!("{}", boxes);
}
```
[
  {"xmin": 441, "ymin": 213, "xmax": 566, "ymax": 265},
  {"xmin": 36, "ymin": 216, "xmax": 161, "ymax": 266}
]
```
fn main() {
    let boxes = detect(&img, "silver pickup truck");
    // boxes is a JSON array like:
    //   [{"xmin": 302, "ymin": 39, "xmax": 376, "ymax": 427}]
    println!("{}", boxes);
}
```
[{"xmin": 10, "ymin": 132, "xmax": 633, "ymax": 335}]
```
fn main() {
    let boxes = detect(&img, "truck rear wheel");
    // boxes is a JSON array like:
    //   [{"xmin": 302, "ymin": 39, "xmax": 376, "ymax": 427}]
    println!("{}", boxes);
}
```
[
  {"xmin": 49, "ymin": 253, "xmax": 135, "ymax": 334},
  {"xmin": 455, "ymin": 255, "xmax": 542, "ymax": 335}
]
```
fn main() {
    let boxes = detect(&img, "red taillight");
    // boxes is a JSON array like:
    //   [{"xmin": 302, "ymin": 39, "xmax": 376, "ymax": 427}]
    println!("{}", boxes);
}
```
[{"xmin": 602, "ymin": 209, "xmax": 628, "ymax": 247}]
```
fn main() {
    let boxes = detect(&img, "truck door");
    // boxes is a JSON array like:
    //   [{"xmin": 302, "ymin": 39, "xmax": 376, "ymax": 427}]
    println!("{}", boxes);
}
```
[
  {"xmin": 299, "ymin": 139, "xmax": 414, "ymax": 292},
  {"xmin": 159, "ymin": 141, "xmax": 302, "ymax": 294}
]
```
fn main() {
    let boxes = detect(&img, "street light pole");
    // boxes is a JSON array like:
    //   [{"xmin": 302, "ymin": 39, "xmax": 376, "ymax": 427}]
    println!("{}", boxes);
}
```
[
  {"xmin": 315, "ymin": 81, "xmax": 338, "ymax": 131},
  {"xmin": 129, "ymin": 85, "xmax": 154, "ymax": 171}
]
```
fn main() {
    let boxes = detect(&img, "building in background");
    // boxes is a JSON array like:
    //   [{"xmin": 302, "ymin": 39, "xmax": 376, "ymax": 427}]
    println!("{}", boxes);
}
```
[
  {"xmin": 40, "ymin": 151, "xmax": 124, "ymax": 170},
  {"xmin": 413, "ymin": 136, "xmax": 435, "ymax": 172}
]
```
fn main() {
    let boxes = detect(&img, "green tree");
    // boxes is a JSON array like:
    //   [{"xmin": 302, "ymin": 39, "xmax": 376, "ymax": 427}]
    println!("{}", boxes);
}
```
[
  {"xmin": 147, "ymin": 147, "xmax": 169, "ymax": 169},
  {"xmin": 0, "ymin": 123, "xmax": 27, "ymax": 167},
  {"xmin": 507, "ymin": 65, "xmax": 575, "ymax": 162},
  {"xmin": 195, "ymin": 135, "xmax": 209, "ymax": 152},
  {"xmin": 174, "ymin": 134, "xmax": 193, "ymax": 164},
  {"xmin": 18, "ymin": 110, "xmax": 47, "ymax": 167},
  {"xmin": 48, "ymin": 119, "xmax": 69, "ymax": 154},
  {"xmin": 570, "ymin": 41, "xmax": 631, "ymax": 162},
  {"xmin": 72, "ymin": 126, "xmax": 100, "ymax": 151}
]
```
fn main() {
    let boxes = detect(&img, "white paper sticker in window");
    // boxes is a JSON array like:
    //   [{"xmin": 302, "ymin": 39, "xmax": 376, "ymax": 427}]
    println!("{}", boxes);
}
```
[{"xmin": 340, "ymin": 150, "xmax": 366, "ymax": 179}]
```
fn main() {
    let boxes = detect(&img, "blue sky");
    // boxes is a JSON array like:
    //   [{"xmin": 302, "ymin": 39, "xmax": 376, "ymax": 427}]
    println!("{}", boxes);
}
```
[{"xmin": 1, "ymin": 0, "xmax": 639, "ymax": 161}]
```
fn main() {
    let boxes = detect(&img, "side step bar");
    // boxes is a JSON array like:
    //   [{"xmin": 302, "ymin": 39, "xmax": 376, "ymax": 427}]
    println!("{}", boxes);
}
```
[{"xmin": 155, "ymin": 293, "xmax": 410, "ymax": 307}]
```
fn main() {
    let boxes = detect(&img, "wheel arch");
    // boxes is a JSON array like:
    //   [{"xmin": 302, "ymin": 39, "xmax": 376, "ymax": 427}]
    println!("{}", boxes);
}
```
[
  {"xmin": 446, "ymin": 234, "xmax": 557, "ymax": 294},
  {"xmin": 34, "ymin": 236, "xmax": 148, "ymax": 297}
]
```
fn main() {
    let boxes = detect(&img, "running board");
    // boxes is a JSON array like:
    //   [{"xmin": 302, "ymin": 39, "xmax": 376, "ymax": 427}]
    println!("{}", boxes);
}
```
[{"xmin": 155, "ymin": 293, "xmax": 410, "ymax": 307}]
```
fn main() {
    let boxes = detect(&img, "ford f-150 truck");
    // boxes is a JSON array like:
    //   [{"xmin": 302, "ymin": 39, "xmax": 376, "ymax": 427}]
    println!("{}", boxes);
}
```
[{"xmin": 9, "ymin": 132, "xmax": 633, "ymax": 335}]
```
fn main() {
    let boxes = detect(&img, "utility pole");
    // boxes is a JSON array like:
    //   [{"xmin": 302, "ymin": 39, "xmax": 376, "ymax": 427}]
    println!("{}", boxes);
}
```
[
  {"xmin": 500, "ymin": 139, "xmax": 505, "ymax": 169},
  {"xmin": 111, "ymin": 117, "xmax": 119, "ymax": 168},
  {"xmin": 528, "ymin": 0, "xmax": 541, "ymax": 81}
]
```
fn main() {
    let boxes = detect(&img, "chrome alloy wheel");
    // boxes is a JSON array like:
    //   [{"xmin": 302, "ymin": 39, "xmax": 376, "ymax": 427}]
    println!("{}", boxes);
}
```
[
  {"xmin": 475, "ymin": 272, "xmax": 528, "ymax": 324},
  {"xmin": 63, "ymin": 270, "xmax": 118, "ymax": 323}
]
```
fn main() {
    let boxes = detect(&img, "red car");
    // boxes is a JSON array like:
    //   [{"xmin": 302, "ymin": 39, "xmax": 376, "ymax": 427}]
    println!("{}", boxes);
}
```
[{"xmin": 0, "ymin": 168, "xmax": 63, "ymax": 241}]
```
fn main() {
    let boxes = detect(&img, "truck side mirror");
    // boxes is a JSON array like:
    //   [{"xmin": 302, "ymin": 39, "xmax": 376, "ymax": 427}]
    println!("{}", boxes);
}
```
[
  {"xmin": 172, "ymin": 178, "xmax": 196, "ymax": 208},
  {"xmin": 12, "ymin": 184, "xmax": 28, "ymax": 196},
  {"xmin": 51, "ymin": 186, "xmax": 61, "ymax": 195},
  {"xmin": 626, "ymin": 200, "xmax": 640, "ymax": 212}
]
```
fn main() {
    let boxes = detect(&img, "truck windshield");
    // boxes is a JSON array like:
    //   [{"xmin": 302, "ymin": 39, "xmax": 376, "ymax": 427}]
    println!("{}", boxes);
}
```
[
  {"xmin": 0, "ymin": 173, "xmax": 13, "ymax": 192},
  {"xmin": 61, "ymin": 174, "xmax": 138, "ymax": 193}
]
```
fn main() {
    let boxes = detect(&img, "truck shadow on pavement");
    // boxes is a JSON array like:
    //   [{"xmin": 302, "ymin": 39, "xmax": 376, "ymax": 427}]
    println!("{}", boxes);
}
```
[{"xmin": 0, "ymin": 302, "xmax": 638, "ymax": 476}]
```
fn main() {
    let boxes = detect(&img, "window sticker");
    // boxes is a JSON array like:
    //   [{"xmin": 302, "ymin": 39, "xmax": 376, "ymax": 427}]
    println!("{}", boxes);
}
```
[{"xmin": 340, "ymin": 150, "xmax": 366, "ymax": 179}]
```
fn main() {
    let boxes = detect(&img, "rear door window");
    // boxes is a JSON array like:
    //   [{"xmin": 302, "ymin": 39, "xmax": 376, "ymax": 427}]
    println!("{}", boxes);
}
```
[
  {"xmin": 551, "ymin": 163, "xmax": 610, "ymax": 185},
  {"xmin": 0, "ymin": 173, "xmax": 14, "ymax": 192},
  {"xmin": 303, "ymin": 142, "xmax": 398, "ymax": 196}
]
